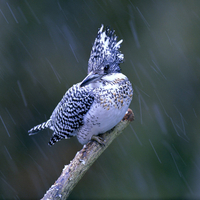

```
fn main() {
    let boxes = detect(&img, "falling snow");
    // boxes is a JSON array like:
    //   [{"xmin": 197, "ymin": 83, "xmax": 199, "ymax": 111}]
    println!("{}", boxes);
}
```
[{"xmin": 0, "ymin": 1, "xmax": 199, "ymax": 199}]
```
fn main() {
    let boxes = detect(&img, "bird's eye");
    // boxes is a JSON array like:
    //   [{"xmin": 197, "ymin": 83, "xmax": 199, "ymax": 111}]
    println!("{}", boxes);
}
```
[{"xmin": 104, "ymin": 65, "xmax": 110, "ymax": 72}]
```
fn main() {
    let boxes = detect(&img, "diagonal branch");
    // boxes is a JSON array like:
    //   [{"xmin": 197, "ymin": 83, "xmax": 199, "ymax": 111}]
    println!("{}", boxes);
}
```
[{"xmin": 41, "ymin": 108, "xmax": 134, "ymax": 200}]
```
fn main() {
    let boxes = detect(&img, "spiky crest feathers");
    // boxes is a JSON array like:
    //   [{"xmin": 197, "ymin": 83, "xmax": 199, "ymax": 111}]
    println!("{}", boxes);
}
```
[{"xmin": 88, "ymin": 24, "xmax": 124, "ymax": 74}]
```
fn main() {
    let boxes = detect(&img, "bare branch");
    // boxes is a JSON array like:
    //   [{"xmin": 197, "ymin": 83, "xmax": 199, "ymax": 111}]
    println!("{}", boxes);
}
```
[{"xmin": 42, "ymin": 108, "xmax": 134, "ymax": 200}]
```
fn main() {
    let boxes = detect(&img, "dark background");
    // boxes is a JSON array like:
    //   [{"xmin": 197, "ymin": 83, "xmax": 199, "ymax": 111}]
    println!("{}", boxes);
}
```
[{"xmin": 0, "ymin": 0, "xmax": 200, "ymax": 199}]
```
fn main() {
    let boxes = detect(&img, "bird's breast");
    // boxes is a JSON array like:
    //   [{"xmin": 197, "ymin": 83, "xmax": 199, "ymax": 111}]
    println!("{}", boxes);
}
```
[{"xmin": 83, "ymin": 75, "xmax": 133, "ymax": 134}]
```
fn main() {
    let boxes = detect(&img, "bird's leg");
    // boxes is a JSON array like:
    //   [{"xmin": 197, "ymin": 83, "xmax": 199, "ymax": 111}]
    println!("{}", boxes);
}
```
[{"xmin": 91, "ymin": 135, "xmax": 105, "ymax": 145}]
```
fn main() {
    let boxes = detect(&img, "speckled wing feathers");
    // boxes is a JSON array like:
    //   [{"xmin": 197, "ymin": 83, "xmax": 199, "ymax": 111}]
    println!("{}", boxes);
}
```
[
  {"xmin": 48, "ymin": 84, "xmax": 94, "ymax": 146},
  {"xmin": 28, "ymin": 24, "xmax": 133, "ymax": 146}
]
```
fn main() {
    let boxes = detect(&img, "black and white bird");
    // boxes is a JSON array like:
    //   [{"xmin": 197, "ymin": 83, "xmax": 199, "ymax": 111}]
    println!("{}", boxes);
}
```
[{"xmin": 28, "ymin": 25, "xmax": 133, "ymax": 146}]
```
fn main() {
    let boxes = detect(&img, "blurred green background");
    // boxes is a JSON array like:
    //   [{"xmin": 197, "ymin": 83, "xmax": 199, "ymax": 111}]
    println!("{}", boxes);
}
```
[{"xmin": 0, "ymin": 0, "xmax": 200, "ymax": 199}]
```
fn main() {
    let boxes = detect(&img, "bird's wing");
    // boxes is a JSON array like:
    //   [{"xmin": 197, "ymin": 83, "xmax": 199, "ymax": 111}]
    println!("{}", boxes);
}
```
[{"xmin": 48, "ymin": 84, "xmax": 94, "ymax": 146}]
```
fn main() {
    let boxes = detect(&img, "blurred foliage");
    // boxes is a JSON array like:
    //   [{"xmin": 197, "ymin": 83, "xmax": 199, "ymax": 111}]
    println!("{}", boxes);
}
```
[{"xmin": 0, "ymin": 0, "xmax": 200, "ymax": 199}]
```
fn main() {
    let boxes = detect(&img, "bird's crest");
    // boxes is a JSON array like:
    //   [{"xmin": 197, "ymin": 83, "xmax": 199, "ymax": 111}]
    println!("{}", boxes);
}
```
[{"xmin": 88, "ymin": 24, "xmax": 124, "ymax": 74}]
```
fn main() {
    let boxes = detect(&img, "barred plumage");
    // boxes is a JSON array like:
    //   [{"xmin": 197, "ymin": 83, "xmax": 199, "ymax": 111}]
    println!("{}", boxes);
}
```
[
  {"xmin": 28, "ymin": 24, "xmax": 133, "ymax": 146},
  {"xmin": 28, "ymin": 119, "xmax": 52, "ymax": 135},
  {"xmin": 29, "ymin": 84, "xmax": 94, "ymax": 146}
]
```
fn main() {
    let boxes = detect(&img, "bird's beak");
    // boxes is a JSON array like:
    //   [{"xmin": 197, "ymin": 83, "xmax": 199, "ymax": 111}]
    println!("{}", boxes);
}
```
[{"xmin": 80, "ymin": 71, "xmax": 103, "ymax": 87}]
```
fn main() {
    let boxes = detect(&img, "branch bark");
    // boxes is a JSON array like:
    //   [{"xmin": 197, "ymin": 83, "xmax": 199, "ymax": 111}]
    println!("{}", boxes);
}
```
[{"xmin": 41, "ymin": 108, "xmax": 134, "ymax": 200}]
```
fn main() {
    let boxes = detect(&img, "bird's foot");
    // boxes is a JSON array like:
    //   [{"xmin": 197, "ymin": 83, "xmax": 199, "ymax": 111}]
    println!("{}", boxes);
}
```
[{"xmin": 91, "ymin": 135, "xmax": 105, "ymax": 146}]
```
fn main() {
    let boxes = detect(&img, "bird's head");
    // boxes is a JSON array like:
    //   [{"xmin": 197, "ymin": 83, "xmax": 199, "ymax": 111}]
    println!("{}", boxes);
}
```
[{"xmin": 81, "ymin": 25, "xmax": 124, "ymax": 87}]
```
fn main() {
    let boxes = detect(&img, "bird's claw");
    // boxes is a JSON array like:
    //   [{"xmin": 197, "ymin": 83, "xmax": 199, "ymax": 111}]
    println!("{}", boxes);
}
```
[{"xmin": 91, "ymin": 135, "xmax": 105, "ymax": 146}]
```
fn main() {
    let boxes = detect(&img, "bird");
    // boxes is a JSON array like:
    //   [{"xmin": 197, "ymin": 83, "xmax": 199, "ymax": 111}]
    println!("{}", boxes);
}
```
[{"xmin": 28, "ymin": 24, "xmax": 133, "ymax": 146}]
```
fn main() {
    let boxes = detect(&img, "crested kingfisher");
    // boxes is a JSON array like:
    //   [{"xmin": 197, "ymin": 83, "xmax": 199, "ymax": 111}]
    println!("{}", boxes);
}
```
[{"xmin": 28, "ymin": 25, "xmax": 133, "ymax": 146}]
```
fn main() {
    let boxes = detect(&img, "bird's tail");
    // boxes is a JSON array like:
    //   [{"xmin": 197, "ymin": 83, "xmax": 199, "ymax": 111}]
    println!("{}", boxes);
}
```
[{"xmin": 28, "ymin": 119, "xmax": 52, "ymax": 135}]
